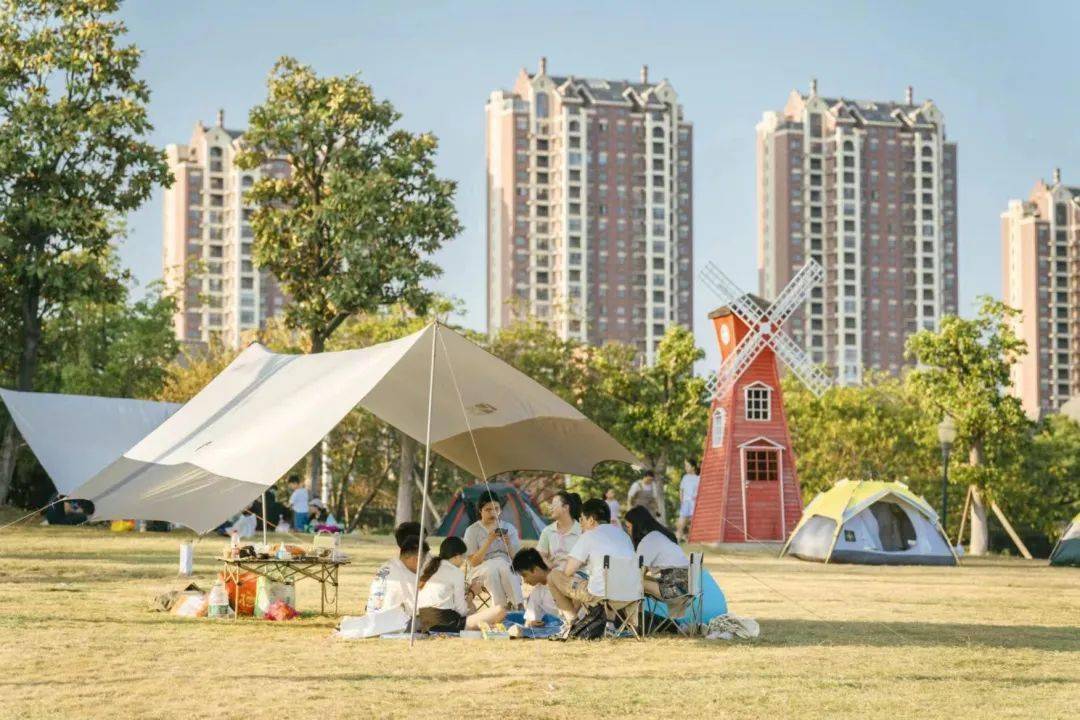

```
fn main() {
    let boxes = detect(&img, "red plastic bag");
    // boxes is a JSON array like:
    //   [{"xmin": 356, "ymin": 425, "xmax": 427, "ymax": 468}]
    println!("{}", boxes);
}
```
[
  {"xmin": 220, "ymin": 571, "xmax": 259, "ymax": 616},
  {"xmin": 264, "ymin": 599, "xmax": 298, "ymax": 621}
]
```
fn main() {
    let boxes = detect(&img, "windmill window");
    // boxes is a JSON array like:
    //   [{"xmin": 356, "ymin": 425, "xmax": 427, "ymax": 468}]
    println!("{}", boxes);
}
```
[
  {"xmin": 744, "ymin": 449, "xmax": 779, "ymax": 481},
  {"xmin": 745, "ymin": 385, "xmax": 771, "ymax": 421},
  {"xmin": 711, "ymin": 408, "xmax": 726, "ymax": 448}
]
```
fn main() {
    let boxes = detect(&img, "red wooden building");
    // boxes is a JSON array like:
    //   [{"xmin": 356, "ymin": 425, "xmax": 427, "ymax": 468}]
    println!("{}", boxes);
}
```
[{"xmin": 688, "ymin": 300, "xmax": 804, "ymax": 544}]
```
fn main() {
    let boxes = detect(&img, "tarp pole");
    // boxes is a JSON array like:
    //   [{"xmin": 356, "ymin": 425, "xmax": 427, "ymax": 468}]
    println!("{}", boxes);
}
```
[{"xmin": 409, "ymin": 323, "xmax": 439, "ymax": 647}]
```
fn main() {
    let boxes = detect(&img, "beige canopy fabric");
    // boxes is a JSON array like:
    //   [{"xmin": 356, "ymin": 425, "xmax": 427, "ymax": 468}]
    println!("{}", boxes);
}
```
[
  {"xmin": 70, "ymin": 323, "xmax": 636, "ymax": 533},
  {"xmin": 0, "ymin": 389, "xmax": 181, "ymax": 495}
]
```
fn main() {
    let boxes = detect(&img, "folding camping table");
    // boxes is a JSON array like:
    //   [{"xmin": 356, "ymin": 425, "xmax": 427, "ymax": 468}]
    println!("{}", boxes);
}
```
[{"xmin": 220, "ymin": 557, "xmax": 349, "ymax": 617}]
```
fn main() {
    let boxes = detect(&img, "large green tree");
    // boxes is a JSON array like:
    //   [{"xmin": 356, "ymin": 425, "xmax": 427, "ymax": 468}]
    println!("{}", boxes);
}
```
[
  {"xmin": 784, "ymin": 372, "xmax": 940, "ymax": 501},
  {"xmin": 906, "ymin": 297, "xmax": 1031, "ymax": 554},
  {"xmin": 580, "ymin": 326, "xmax": 707, "ymax": 521},
  {"xmin": 235, "ymin": 56, "xmax": 461, "ymax": 495},
  {"xmin": 0, "ymin": 0, "xmax": 171, "ymax": 502}
]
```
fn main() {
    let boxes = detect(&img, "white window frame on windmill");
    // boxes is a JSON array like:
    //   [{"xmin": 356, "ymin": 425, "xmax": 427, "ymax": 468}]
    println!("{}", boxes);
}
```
[
  {"xmin": 710, "ymin": 407, "xmax": 726, "ymax": 448},
  {"xmin": 744, "ymin": 382, "xmax": 772, "ymax": 421},
  {"xmin": 737, "ymin": 436, "xmax": 786, "ymax": 542}
]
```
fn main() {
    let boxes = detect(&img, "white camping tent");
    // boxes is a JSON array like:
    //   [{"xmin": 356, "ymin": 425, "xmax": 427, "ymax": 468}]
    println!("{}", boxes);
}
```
[
  {"xmin": 0, "ymin": 389, "xmax": 181, "ymax": 495},
  {"xmin": 65, "ymin": 322, "xmax": 636, "ymax": 533},
  {"xmin": 781, "ymin": 479, "xmax": 958, "ymax": 566}
]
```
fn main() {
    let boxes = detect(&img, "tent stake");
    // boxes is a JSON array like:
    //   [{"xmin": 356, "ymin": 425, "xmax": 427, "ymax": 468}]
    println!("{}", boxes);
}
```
[{"xmin": 409, "ymin": 322, "xmax": 439, "ymax": 647}]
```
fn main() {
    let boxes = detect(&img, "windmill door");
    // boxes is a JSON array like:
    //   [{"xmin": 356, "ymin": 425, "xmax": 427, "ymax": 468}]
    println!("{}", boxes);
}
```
[{"xmin": 741, "ymin": 442, "xmax": 785, "ymax": 541}]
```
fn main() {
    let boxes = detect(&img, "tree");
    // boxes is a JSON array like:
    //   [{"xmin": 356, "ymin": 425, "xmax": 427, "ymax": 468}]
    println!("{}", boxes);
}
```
[
  {"xmin": 784, "ymin": 372, "xmax": 940, "ymax": 501},
  {"xmin": 235, "ymin": 57, "xmax": 461, "ymax": 495},
  {"xmin": 0, "ymin": 0, "xmax": 171, "ymax": 502},
  {"xmin": 582, "ymin": 326, "xmax": 708, "ymax": 521},
  {"xmin": 906, "ymin": 297, "xmax": 1031, "ymax": 554}
]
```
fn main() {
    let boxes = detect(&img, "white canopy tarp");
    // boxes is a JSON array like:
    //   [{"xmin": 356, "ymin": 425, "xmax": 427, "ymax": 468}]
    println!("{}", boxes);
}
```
[
  {"xmin": 0, "ymin": 389, "xmax": 181, "ymax": 495},
  {"xmin": 68, "ymin": 323, "xmax": 637, "ymax": 533}
]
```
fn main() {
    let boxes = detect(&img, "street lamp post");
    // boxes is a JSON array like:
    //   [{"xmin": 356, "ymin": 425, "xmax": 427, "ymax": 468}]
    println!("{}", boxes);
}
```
[{"xmin": 937, "ymin": 415, "xmax": 957, "ymax": 533}]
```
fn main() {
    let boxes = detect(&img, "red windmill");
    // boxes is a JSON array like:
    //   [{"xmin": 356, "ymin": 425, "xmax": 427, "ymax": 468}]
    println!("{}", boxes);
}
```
[{"xmin": 689, "ymin": 261, "xmax": 831, "ymax": 544}]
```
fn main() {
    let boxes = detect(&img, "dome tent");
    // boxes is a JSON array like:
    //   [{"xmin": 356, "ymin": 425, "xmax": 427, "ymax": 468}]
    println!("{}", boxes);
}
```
[
  {"xmin": 434, "ymin": 482, "xmax": 548, "ymax": 541},
  {"xmin": 1049, "ymin": 512, "xmax": 1080, "ymax": 567},
  {"xmin": 781, "ymin": 479, "xmax": 958, "ymax": 566}
]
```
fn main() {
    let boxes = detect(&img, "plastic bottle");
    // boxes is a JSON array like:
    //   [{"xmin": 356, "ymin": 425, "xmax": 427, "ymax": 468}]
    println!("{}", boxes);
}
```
[
  {"xmin": 365, "ymin": 565, "xmax": 389, "ymax": 614},
  {"xmin": 276, "ymin": 542, "xmax": 289, "ymax": 560},
  {"xmin": 208, "ymin": 579, "xmax": 230, "ymax": 618}
]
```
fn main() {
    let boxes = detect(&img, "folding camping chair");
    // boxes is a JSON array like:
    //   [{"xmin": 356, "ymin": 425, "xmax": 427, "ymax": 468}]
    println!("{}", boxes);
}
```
[
  {"xmin": 598, "ymin": 555, "xmax": 645, "ymax": 640},
  {"xmin": 642, "ymin": 551, "xmax": 705, "ymax": 637}
]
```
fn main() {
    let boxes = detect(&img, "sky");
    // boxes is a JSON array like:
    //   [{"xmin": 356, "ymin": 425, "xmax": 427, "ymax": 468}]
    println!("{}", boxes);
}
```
[{"xmin": 119, "ymin": 1, "xmax": 1080, "ymax": 368}]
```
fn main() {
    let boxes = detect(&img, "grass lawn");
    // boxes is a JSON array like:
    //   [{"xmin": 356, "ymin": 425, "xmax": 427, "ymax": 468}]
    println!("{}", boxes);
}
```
[{"xmin": 0, "ymin": 513, "xmax": 1077, "ymax": 720}]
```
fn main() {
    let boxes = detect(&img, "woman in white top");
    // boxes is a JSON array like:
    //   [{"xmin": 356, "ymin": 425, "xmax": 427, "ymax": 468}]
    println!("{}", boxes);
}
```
[
  {"xmin": 416, "ymin": 537, "xmax": 507, "ymax": 633},
  {"xmin": 625, "ymin": 505, "xmax": 690, "ymax": 616},
  {"xmin": 462, "ymin": 491, "xmax": 524, "ymax": 608}
]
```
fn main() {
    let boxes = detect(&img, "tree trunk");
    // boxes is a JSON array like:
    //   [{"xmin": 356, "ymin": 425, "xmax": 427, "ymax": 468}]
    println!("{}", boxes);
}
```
[
  {"xmin": 0, "ymin": 421, "xmax": 18, "ymax": 506},
  {"xmin": 306, "ymin": 332, "xmax": 326, "ymax": 497},
  {"xmin": 0, "ymin": 279, "xmax": 43, "ymax": 505},
  {"xmin": 395, "ymin": 432, "xmax": 415, "ymax": 524},
  {"xmin": 654, "ymin": 453, "xmax": 669, "ymax": 525},
  {"xmin": 968, "ymin": 441, "xmax": 989, "ymax": 556}
]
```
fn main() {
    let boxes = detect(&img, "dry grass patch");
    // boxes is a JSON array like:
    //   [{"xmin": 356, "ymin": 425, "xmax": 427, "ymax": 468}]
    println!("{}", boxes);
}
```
[{"xmin": 0, "ymin": 512, "xmax": 1077, "ymax": 720}]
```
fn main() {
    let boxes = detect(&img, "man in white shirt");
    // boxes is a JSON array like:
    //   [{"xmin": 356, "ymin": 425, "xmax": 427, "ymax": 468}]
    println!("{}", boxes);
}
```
[
  {"xmin": 382, "ymin": 535, "xmax": 428, "ymax": 615},
  {"xmin": 536, "ymin": 490, "xmax": 581, "ymax": 571},
  {"xmin": 287, "ymin": 475, "xmax": 310, "ymax": 532},
  {"xmin": 676, "ymin": 461, "xmax": 701, "ymax": 542},
  {"xmin": 463, "ymin": 491, "xmax": 524, "ymax": 608},
  {"xmin": 545, "ymin": 498, "xmax": 636, "ymax": 625}
]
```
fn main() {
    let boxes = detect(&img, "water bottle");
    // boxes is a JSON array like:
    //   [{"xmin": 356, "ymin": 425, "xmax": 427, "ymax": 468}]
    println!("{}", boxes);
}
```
[
  {"xmin": 365, "ymin": 565, "xmax": 389, "ymax": 614},
  {"xmin": 208, "ymin": 579, "xmax": 230, "ymax": 618}
]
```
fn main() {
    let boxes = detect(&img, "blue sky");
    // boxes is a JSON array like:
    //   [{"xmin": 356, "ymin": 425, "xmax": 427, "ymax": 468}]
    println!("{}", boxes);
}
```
[{"xmin": 120, "ymin": 1, "xmax": 1079, "ymax": 366}]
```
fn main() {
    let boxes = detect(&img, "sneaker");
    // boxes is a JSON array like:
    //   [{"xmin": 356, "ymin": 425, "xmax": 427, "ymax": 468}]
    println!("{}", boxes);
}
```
[{"xmin": 547, "ymin": 623, "xmax": 573, "ymax": 642}]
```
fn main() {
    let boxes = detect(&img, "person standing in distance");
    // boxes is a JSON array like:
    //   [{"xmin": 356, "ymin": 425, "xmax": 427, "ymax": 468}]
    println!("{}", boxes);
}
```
[
  {"xmin": 287, "ymin": 475, "xmax": 309, "ymax": 532},
  {"xmin": 676, "ymin": 461, "xmax": 700, "ymax": 543}
]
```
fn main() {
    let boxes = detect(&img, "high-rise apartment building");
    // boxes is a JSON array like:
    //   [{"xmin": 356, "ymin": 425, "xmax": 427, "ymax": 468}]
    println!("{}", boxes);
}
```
[
  {"xmin": 486, "ymin": 58, "xmax": 693, "ymax": 363},
  {"xmin": 1001, "ymin": 169, "xmax": 1079, "ymax": 418},
  {"xmin": 756, "ymin": 81, "xmax": 958, "ymax": 384},
  {"xmin": 163, "ymin": 111, "xmax": 288, "ymax": 347}
]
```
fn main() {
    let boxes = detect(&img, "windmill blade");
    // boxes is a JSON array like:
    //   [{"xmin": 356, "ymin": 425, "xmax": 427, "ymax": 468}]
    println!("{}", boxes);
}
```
[
  {"xmin": 767, "ymin": 260, "xmax": 824, "ymax": 328},
  {"xmin": 764, "ymin": 329, "xmax": 832, "ymax": 397},
  {"xmin": 709, "ymin": 328, "xmax": 769, "ymax": 401},
  {"xmin": 700, "ymin": 261, "xmax": 764, "ymax": 328}
]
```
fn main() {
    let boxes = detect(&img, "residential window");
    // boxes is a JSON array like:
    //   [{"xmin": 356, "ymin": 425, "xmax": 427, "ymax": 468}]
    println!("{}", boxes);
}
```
[{"xmin": 745, "ymin": 385, "xmax": 771, "ymax": 421}]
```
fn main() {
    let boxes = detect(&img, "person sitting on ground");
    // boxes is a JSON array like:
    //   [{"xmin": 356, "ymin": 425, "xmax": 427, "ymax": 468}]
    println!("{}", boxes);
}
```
[
  {"xmin": 625, "ymin": 504, "xmax": 691, "ymax": 616},
  {"xmin": 604, "ymin": 488, "xmax": 621, "ymax": 526},
  {"xmin": 287, "ymin": 475, "xmax": 309, "ymax": 532},
  {"xmin": 416, "ymin": 537, "xmax": 507, "ymax": 633},
  {"xmin": 676, "ymin": 461, "xmax": 700, "ymax": 542},
  {"xmin": 365, "ymin": 522, "xmax": 426, "ymax": 613},
  {"xmin": 627, "ymin": 470, "xmax": 661, "ymax": 518},
  {"xmin": 545, "ymin": 497, "xmax": 636, "ymax": 629},
  {"xmin": 511, "ymin": 548, "xmax": 560, "ymax": 627},
  {"xmin": 537, "ymin": 490, "xmax": 582, "ymax": 571},
  {"xmin": 463, "ymin": 491, "xmax": 524, "ymax": 609},
  {"xmin": 382, "ymin": 535, "xmax": 429, "ymax": 615}
]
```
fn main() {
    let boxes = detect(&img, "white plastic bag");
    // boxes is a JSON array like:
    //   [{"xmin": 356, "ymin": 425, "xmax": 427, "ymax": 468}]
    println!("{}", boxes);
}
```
[
  {"xmin": 704, "ymin": 614, "xmax": 760, "ymax": 640},
  {"xmin": 334, "ymin": 608, "xmax": 409, "ymax": 639}
]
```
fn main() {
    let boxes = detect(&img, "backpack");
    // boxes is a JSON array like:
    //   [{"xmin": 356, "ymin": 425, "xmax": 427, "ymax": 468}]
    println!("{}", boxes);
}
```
[{"xmin": 567, "ymin": 603, "xmax": 606, "ymax": 640}]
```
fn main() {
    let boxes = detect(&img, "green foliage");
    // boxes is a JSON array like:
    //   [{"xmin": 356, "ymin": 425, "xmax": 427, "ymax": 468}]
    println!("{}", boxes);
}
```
[
  {"xmin": 1005, "ymin": 414, "xmax": 1080, "ymax": 538},
  {"xmin": 905, "ymin": 296, "xmax": 1032, "ymax": 490},
  {"xmin": 784, "ymin": 372, "xmax": 940, "ymax": 501},
  {"xmin": 0, "ymin": 0, "xmax": 171, "ymax": 386},
  {"xmin": 235, "ymin": 57, "xmax": 461, "ymax": 352}
]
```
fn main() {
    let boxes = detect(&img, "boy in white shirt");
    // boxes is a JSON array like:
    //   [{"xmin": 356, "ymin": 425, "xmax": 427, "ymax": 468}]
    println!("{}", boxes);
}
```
[
  {"xmin": 676, "ymin": 461, "xmax": 701, "ymax": 542},
  {"xmin": 382, "ymin": 535, "xmax": 427, "ymax": 615},
  {"xmin": 511, "ymin": 548, "xmax": 560, "ymax": 627},
  {"xmin": 544, "ymin": 498, "xmax": 635, "ymax": 625}
]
